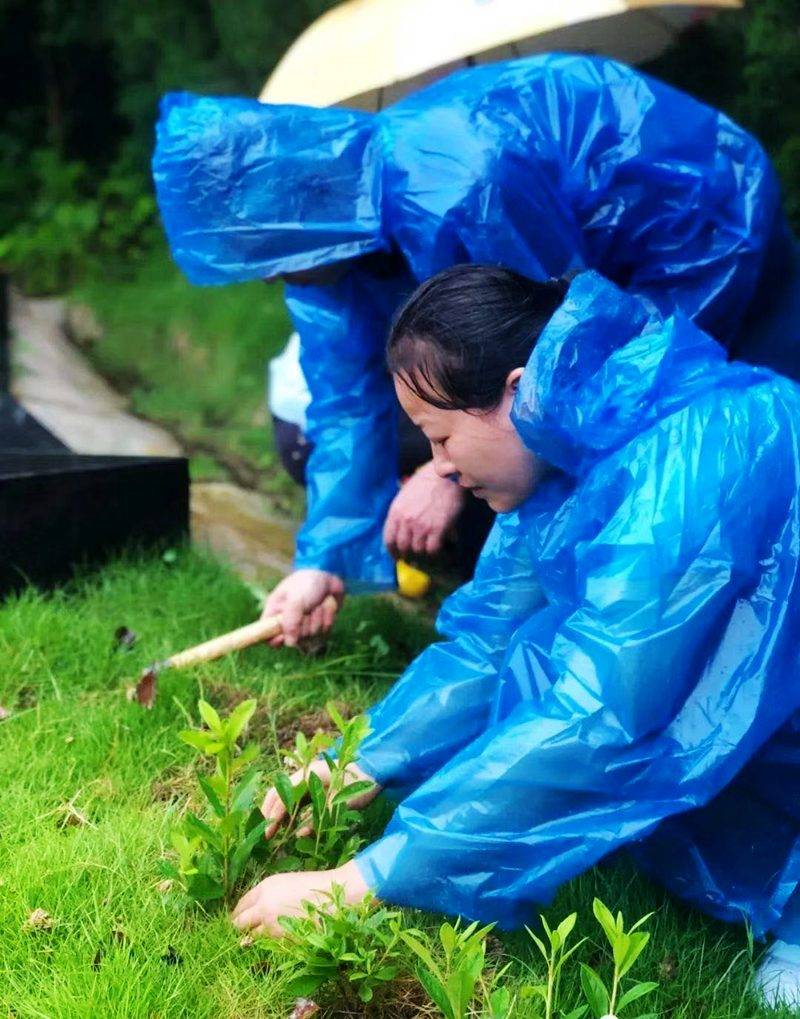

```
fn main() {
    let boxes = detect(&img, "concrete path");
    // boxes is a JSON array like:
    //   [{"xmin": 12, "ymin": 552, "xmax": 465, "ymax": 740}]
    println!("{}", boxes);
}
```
[
  {"xmin": 10, "ymin": 291, "xmax": 295, "ymax": 581},
  {"xmin": 11, "ymin": 294, "xmax": 182, "ymax": 457}
]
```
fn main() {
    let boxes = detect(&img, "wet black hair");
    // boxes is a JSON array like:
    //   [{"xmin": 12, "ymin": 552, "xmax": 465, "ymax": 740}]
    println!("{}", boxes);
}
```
[{"xmin": 387, "ymin": 263, "xmax": 569, "ymax": 411}]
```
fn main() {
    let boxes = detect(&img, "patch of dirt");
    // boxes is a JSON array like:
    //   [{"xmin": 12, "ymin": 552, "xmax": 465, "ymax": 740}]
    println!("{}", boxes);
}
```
[
  {"xmin": 198, "ymin": 683, "xmax": 356, "ymax": 752},
  {"xmin": 16, "ymin": 685, "xmax": 38, "ymax": 710},
  {"xmin": 317, "ymin": 978, "xmax": 436, "ymax": 1018},
  {"xmin": 204, "ymin": 683, "xmax": 274, "ymax": 746},
  {"xmin": 150, "ymin": 764, "xmax": 197, "ymax": 804},
  {"xmin": 275, "ymin": 702, "xmax": 354, "ymax": 750}
]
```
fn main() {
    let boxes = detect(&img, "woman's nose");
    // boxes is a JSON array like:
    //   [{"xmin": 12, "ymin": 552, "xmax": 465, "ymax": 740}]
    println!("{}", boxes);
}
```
[{"xmin": 431, "ymin": 446, "xmax": 457, "ymax": 479}]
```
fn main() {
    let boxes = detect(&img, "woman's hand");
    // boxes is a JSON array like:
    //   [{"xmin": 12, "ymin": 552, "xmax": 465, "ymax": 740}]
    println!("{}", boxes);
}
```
[
  {"xmin": 262, "ymin": 569, "xmax": 344, "ymax": 647},
  {"xmin": 383, "ymin": 460, "xmax": 464, "ymax": 558},
  {"xmin": 231, "ymin": 860, "xmax": 370, "ymax": 937},
  {"xmin": 261, "ymin": 758, "xmax": 379, "ymax": 839}
]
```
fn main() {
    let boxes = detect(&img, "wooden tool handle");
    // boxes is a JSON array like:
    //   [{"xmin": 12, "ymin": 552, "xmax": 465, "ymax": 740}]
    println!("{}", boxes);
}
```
[{"xmin": 164, "ymin": 595, "xmax": 339, "ymax": 670}]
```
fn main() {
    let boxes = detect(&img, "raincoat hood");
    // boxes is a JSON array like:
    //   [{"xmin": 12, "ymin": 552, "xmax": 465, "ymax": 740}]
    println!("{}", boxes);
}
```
[
  {"xmin": 513, "ymin": 271, "xmax": 733, "ymax": 476},
  {"xmin": 152, "ymin": 93, "xmax": 386, "ymax": 284}
]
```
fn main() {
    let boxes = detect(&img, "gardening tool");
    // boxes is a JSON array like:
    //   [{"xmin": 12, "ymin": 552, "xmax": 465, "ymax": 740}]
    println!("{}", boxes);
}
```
[{"xmin": 131, "ymin": 595, "xmax": 339, "ymax": 707}]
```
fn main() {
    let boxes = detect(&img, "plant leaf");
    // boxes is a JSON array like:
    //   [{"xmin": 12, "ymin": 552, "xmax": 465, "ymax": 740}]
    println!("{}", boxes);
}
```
[
  {"xmin": 580, "ymin": 964, "xmax": 609, "ymax": 1018},
  {"xmin": 179, "ymin": 730, "xmax": 223, "ymax": 754},
  {"xmin": 401, "ymin": 931, "xmax": 441, "ymax": 979},
  {"xmin": 286, "ymin": 974, "xmax": 324, "ymax": 997},
  {"xmin": 274, "ymin": 771, "xmax": 297, "ymax": 811},
  {"xmin": 617, "ymin": 981, "xmax": 658, "ymax": 1011},
  {"xmin": 561, "ymin": 1006, "xmax": 589, "ymax": 1019},
  {"xmin": 198, "ymin": 776, "xmax": 225, "ymax": 818},
  {"xmin": 186, "ymin": 873, "xmax": 224, "ymax": 901},
  {"xmin": 198, "ymin": 700, "xmax": 222, "ymax": 734},
  {"xmin": 226, "ymin": 699, "xmax": 257, "ymax": 742},
  {"xmin": 619, "ymin": 932, "xmax": 650, "ymax": 979},
  {"xmin": 416, "ymin": 965, "xmax": 454, "ymax": 1019},
  {"xmin": 557, "ymin": 912, "xmax": 578, "ymax": 945},
  {"xmin": 593, "ymin": 899, "xmax": 618, "ymax": 947},
  {"xmin": 325, "ymin": 700, "xmax": 347, "ymax": 734},
  {"xmin": 308, "ymin": 770, "xmax": 326, "ymax": 822},
  {"xmin": 232, "ymin": 767, "xmax": 262, "ymax": 814},
  {"xmin": 525, "ymin": 925, "xmax": 549, "ymax": 964},
  {"xmin": 183, "ymin": 811, "xmax": 221, "ymax": 849},
  {"xmin": 330, "ymin": 780, "xmax": 375, "ymax": 805},
  {"xmin": 229, "ymin": 819, "xmax": 267, "ymax": 884}
]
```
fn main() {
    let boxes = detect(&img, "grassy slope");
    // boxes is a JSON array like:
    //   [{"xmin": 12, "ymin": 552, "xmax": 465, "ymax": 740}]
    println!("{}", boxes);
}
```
[
  {"xmin": 71, "ymin": 244, "xmax": 302, "ymax": 513},
  {"xmin": 0, "ymin": 550, "xmax": 787, "ymax": 1018}
]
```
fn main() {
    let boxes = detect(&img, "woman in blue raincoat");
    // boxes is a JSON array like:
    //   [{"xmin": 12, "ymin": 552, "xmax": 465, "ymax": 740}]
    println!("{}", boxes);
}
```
[
  {"xmin": 153, "ymin": 53, "xmax": 800, "ymax": 645},
  {"xmin": 232, "ymin": 265, "xmax": 800, "ymax": 1004}
]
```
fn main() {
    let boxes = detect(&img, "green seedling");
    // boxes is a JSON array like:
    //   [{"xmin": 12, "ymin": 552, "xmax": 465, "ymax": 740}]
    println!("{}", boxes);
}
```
[
  {"xmin": 579, "ymin": 899, "xmax": 658, "ymax": 1019},
  {"xmin": 270, "ymin": 703, "xmax": 375, "ymax": 872},
  {"xmin": 525, "ymin": 912, "xmax": 589, "ymax": 1019},
  {"xmin": 483, "ymin": 985, "xmax": 516, "ymax": 1018},
  {"xmin": 163, "ymin": 698, "xmax": 265, "ymax": 904},
  {"xmin": 402, "ymin": 919, "xmax": 495, "ymax": 1019},
  {"xmin": 273, "ymin": 885, "xmax": 406, "ymax": 1008}
]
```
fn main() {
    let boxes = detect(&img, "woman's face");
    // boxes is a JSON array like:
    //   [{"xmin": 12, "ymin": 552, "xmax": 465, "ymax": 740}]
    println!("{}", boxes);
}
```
[{"xmin": 394, "ymin": 368, "xmax": 545, "ymax": 513}]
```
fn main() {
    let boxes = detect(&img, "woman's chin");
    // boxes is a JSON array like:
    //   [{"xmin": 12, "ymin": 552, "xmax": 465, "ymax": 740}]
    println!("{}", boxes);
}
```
[
  {"xmin": 485, "ymin": 491, "xmax": 512, "ymax": 513},
  {"xmin": 486, "ymin": 488, "xmax": 531, "ymax": 513}
]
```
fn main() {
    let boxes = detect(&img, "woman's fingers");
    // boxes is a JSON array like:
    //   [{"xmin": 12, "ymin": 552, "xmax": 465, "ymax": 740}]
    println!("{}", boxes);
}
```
[
  {"xmin": 322, "ymin": 597, "xmax": 337, "ymax": 630},
  {"xmin": 395, "ymin": 520, "xmax": 413, "ymax": 557},
  {"xmin": 426, "ymin": 529, "xmax": 442, "ymax": 555},
  {"xmin": 261, "ymin": 789, "xmax": 288, "ymax": 839},
  {"xmin": 383, "ymin": 512, "xmax": 398, "ymax": 555},
  {"xmin": 232, "ymin": 886, "xmax": 260, "ymax": 921},
  {"xmin": 411, "ymin": 525, "xmax": 429, "ymax": 555},
  {"xmin": 280, "ymin": 601, "xmax": 304, "ymax": 647}
]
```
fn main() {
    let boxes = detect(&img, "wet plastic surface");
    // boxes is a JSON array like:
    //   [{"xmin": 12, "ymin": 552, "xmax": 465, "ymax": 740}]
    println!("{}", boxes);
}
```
[
  {"xmin": 353, "ymin": 273, "xmax": 800, "ymax": 933},
  {"xmin": 154, "ymin": 53, "xmax": 800, "ymax": 585}
]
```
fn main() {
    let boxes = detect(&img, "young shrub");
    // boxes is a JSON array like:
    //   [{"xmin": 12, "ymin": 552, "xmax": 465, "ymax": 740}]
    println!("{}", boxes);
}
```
[
  {"xmin": 525, "ymin": 912, "xmax": 588, "ymax": 1019},
  {"xmin": 579, "ymin": 899, "xmax": 658, "ymax": 1019},
  {"xmin": 163, "ymin": 698, "xmax": 266, "ymax": 904},
  {"xmin": 272, "ymin": 885, "xmax": 406, "ymax": 1009},
  {"xmin": 270, "ymin": 703, "xmax": 376, "ymax": 872},
  {"xmin": 401, "ymin": 919, "xmax": 496, "ymax": 1019}
]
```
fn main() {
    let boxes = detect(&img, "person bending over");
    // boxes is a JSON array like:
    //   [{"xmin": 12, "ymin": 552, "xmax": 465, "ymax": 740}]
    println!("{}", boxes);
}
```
[{"xmin": 235, "ymin": 265, "xmax": 800, "ymax": 1007}]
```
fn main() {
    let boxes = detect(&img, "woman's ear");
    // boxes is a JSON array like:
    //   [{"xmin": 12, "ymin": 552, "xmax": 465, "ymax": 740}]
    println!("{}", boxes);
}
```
[{"xmin": 505, "ymin": 367, "xmax": 525, "ymax": 395}]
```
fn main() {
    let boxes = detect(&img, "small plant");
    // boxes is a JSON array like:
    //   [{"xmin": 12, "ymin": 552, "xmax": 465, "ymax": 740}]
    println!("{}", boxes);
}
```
[
  {"xmin": 579, "ymin": 899, "xmax": 658, "ymax": 1019},
  {"xmin": 482, "ymin": 985, "xmax": 515, "ymax": 1018},
  {"xmin": 270, "ymin": 703, "xmax": 375, "ymax": 872},
  {"xmin": 273, "ymin": 885, "xmax": 406, "ymax": 1008},
  {"xmin": 401, "ymin": 919, "xmax": 495, "ymax": 1019},
  {"xmin": 162, "ymin": 699, "xmax": 265, "ymax": 904},
  {"xmin": 525, "ymin": 912, "xmax": 588, "ymax": 1019}
]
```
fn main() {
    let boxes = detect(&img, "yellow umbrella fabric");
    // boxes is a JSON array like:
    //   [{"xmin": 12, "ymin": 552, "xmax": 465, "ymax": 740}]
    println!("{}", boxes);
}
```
[{"xmin": 260, "ymin": 0, "xmax": 740, "ymax": 110}]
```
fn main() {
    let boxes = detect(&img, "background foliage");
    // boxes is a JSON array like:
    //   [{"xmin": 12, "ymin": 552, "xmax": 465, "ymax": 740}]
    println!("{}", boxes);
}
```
[
  {"xmin": 0, "ymin": 0, "xmax": 339, "ymax": 292},
  {"xmin": 0, "ymin": 0, "xmax": 798, "ymax": 293}
]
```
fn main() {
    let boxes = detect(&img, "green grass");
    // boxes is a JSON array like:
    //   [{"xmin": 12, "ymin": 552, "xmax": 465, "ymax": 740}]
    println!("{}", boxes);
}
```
[
  {"xmin": 70, "ymin": 242, "xmax": 302, "ymax": 515},
  {"xmin": 0, "ymin": 550, "xmax": 789, "ymax": 1018}
]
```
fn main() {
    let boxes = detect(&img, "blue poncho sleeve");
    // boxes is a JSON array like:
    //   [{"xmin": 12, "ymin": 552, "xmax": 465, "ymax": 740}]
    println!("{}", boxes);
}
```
[
  {"xmin": 285, "ymin": 262, "xmax": 414, "ymax": 586},
  {"xmin": 355, "ymin": 372, "xmax": 800, "ymax": 928},
  {"xmin": 355, "ymin": 506, "xmax": 550, "ymax": 787}
]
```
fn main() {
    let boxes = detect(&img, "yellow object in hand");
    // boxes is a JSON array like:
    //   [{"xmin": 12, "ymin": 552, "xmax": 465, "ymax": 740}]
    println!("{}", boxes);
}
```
[{"xmin": 396, "ymin": 559, "xmax": 432, "ymax": 599}]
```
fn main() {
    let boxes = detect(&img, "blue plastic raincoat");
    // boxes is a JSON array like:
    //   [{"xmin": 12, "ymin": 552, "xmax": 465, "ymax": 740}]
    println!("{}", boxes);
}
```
[
  {"xmin": 352, "ymin": 271, "xmax": 800, "ymax": 932},
  {"xmin": 153, "ymin": 54, "xmax": 800, "ymax": 587}
]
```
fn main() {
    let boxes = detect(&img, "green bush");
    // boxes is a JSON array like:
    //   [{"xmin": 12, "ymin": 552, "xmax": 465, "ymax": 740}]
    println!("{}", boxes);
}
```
[{"xmin": 0, "ymin": 148, "xmax": 157, "ymax": 294}]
